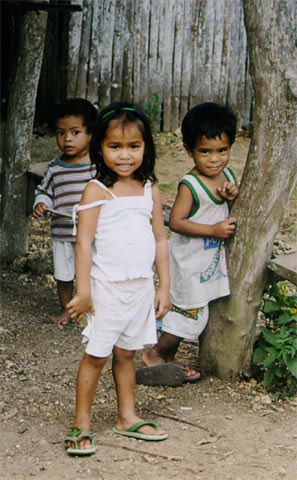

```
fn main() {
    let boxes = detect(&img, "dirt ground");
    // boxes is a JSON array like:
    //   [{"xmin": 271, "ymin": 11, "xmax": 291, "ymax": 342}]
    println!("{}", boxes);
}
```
[{"xmin": 1, "ymin": 132, "xmax": 297, "ymax": 480}]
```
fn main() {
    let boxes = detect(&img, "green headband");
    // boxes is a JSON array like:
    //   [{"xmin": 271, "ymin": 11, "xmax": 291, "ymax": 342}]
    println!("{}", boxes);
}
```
[{"xmin": 102, "ymin": 107, "xmax": 136, "ymax": 120}]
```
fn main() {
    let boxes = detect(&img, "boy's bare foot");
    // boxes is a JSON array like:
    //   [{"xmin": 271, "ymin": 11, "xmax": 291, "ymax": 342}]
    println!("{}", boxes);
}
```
[
  {"xmin": 142, "ymin": 349, "xmax": 165, "ymax": 367},
  {"xmin": 51, "ymin": 311, "xmax": 72, "ymax": 325},
  {"xmin": 182, "ymin": 365, "xmax": 201, "ymax": 382}
]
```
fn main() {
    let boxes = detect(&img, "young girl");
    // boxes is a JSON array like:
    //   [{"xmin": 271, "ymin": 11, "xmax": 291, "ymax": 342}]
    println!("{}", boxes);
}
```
[
  {"xmin": 65, "ymin": 102, "xmax": 170, "ymax": 455},
  {"xmin": 137, "ymin": 102, "xmax": 239, "ymax": 386}
]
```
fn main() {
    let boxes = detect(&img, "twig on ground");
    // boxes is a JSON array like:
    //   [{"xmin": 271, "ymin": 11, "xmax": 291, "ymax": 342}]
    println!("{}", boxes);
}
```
[
  {"xmin": 150, "ymin": 410, "xmax": 212, "ymax": 433},
  {"xmin": 98, "ymin": 440, "xmax": 182, "ymax": 461}
]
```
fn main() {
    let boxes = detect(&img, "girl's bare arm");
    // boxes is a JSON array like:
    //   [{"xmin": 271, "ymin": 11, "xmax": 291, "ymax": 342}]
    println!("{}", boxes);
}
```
[
  {"xmin": 67, "ymin": 182, "xmax": 103, "ymax": 322},
  {"xmin": 151, "ymin": 185, "xmax": 171, "ymax": 318}
]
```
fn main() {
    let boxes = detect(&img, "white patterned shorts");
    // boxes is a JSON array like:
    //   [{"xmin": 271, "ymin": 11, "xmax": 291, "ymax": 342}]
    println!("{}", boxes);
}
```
[{"xmin": 162, "ymin": 303, "xmax": 209, "ymax": 341}]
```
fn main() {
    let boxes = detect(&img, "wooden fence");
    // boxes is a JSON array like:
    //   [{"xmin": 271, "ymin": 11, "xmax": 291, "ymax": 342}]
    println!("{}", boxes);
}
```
[
  {"xmin": 63, "ymin": 0, "xmax": 253, "ymax": 131},
  {"xmin": 4, "ymin": 0, "xmax": 254, "ymax": 131}
]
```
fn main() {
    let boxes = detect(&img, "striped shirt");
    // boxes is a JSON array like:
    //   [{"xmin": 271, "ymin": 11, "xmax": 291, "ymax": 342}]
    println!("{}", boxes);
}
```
[{"xmin": 33, "ymin": 157, "xmax": 96, "ymax": 242}]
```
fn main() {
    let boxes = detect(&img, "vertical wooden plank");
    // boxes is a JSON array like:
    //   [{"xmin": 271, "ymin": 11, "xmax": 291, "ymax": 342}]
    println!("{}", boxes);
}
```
[
  {"xmin": 218, "ymin": 0, "xmax": 233, "ymax": 103},
  {"xmin": 211, "ymin": 0, "xmax": 225, "ymax": 103},
  {"xmin": 155, "ymin": 0, "xmax": 167, "ymax": 121},
  {"xmin": 133, "ymin": 0, "xmax": 150, "ymax": 104},
  {"xmin": 111, "ymin": 0, "xmax": 127, "ymax": 102},
  {"xmin": 191, "ymin": 0, "xmax": 214, "ymax": 106},
  {"xmin": 67, "ymin": 0, "xmax": 83, "ymax": 98},
  {"xmin": 98, "ymin": 0, "xmax": 116, "ymax": 107},
  {"xmin": 139, "ymin": 0, "xmax": 150, "ymax": 104},
  {"xmin": 236, "ymin": 1, "xmax": 251, "ymax": 127},
  {"xmin": 76, "ymin": 0, "xmax": 92, "ymax": 98},
  {"xmin": 144, "ymin": 0, "xmax": 162, "ymax": 130},
  {"xmin": 87, "ymin": 0, "xmax": 101, "ymax": 103},
  {"xmin": 170, "ymin": 0, "xmax": 184, "ymax": 130},
  {"xmin": 121, "ymin": 0, "xmax": 135, "ymax": 101},
  {"xmin": 133, "ymin": 1, "xmax": 142, "ymax": 103},
  {"xmin": 147, "ymin": 0, "xmax": 160, "ymax": 98},
  {"xmin": 226, "ymin": 0, "xmax": 241, "ymax": 111},
  {"xmin": 162, "ymin": 0, "xmax": 176, "ymax": 131},
  {"xmin": 180, "ymin": 0, "xmax": 196, "ymax": 121}
]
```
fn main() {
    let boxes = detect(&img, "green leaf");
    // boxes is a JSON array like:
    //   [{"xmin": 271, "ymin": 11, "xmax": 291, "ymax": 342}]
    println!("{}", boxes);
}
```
[
  {"xmin": 263, "ymin": 300, "xmax": 280, "ymax": 313},
  {"xmin": 252, "ymin": 348, "xmax": 267, "ymax": 365},
  {"xmin": 290, "ymin": 347, "xmax": 296, "ymax": 357},
  {"xmin": 265, "ymin": 346, "xmax": 279, "ymax": 355},
  {"xmin": 288, "ymin": 295, "xmax": 297, "ymax": 309},
  {"xmin": 263, "ymin": 369, "xmax": 275, "ymax": 388},
  {"xmin": 264, "ymin": 352, "xmax": 278, "ymax": 367},
  {"xmin": 278, "ymin": 311, "xmax": 293, "ymax": 325},
  {"xmin": 262, "ymin": 329, "xmax": 280, "ymax": 346},
  {"xmin": 274, "ymin": 366, "xmax": 284, "ymax": 378},
  {"xmin": 287, "ymin": 358, "xmax": 297, "ymax": 379},
  {"xmin": 281, "ymin": 351, "xmax": 289, "ymax": 367}
]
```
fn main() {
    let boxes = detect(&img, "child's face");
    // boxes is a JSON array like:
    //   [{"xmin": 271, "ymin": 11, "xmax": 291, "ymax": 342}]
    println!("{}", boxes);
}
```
[
  {"xmin": 185, "ymin": 134, "xmax": 231, "ymax": 178},
  {"xmin": 55, "ymin": 115, "xmax": 91, "ymax": 161},
  {"xmin": 100, "ymin": 120, "xmax": 145, "ymax": 177}
]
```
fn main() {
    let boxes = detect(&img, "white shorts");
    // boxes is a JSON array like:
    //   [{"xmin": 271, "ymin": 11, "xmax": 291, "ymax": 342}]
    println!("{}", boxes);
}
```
[
  {"xmin": 162, "ymin": 304, "xmax": 209, "ymax": 341},
  {"xmin": 82, "ymin": 276, "xmax": 157, "ymax": 357},
  {"xmin": 52, "ymin": 240, "xmax": 75, "ymax": 281}
]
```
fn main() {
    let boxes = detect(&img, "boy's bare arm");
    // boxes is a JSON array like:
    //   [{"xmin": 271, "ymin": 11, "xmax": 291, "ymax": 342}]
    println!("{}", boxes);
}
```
[{"xmin": 170, "ymin": 183, "xmax": 236, "ymax": 239}]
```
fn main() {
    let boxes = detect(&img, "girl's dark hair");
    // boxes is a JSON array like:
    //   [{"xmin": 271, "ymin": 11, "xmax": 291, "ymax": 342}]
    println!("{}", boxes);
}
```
[
  {"xmin": 181, "ymin": 102, "xmax": 237, "ymax": 151},
  {"xmin": 48, "ymin": 98, "xmax": 97, "ymax": 133},
  {"xmin": 90, "ymin": 102, "xmax": 157, "ymax": 186}
]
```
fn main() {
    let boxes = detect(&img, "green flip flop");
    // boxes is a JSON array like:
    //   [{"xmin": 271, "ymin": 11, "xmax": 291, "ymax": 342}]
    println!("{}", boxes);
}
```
[
  {"xmin": 65, "ymin": 427, "xmax": 97, "ymax": 456},
  {"xmin": 112, "ymin": 421, "xmax": 168, "ymax": 441}
]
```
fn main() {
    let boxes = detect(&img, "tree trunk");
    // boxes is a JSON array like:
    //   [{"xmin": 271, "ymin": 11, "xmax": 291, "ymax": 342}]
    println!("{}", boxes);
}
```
[
  {"xmin": 0, "ymin": 8, "xmax": 48, "ymax": 262},
  {"xmin": 199, "ymin": 0, "xmax": 297, "ymax": 380}
]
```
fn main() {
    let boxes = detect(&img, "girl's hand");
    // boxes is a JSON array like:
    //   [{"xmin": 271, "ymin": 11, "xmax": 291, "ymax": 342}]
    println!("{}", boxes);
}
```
[
  {"xmin": 154, "ymin": 287, "xmax": 171, "ymax": 319},
  {"xmin": 67, "ymin": 295, "xmax": 95, "ymax": 324},
  {"xmin": 217, "ymin": 182, "xmax": 239, "ymax": 201},
  {"xmin": 212, "ymin": 217, "xmax": 236, "ymax": 239}
]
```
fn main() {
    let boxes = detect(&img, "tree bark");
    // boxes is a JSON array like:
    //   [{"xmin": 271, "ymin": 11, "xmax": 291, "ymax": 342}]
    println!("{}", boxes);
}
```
[
  {"xmin": 0, "ymin": 9, "xmax": 48, "ymax": 262},
  {"xmin": 199, "ymin": 0, "xmax": 297, "ymax": 380}
]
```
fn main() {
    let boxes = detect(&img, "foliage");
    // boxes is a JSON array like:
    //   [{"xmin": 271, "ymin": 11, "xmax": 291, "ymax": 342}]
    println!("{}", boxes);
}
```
[
  {"xmin": 143, "ymin": 93, "xmax": 162, "ymax": 132},
  {"xmin": 252, "ymin": 281, "xmax": 297, "ymax": 396}
]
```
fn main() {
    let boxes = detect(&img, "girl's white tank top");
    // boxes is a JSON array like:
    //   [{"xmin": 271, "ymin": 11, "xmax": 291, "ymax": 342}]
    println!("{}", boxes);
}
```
[{"xmin": 73, "ymin": 179, "xmax": 156, "ymax": 282}]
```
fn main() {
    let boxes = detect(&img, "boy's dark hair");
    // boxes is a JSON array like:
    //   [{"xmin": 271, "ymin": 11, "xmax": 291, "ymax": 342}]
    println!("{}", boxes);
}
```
[
  {"xmin": 181, "ymin": 102, "xmax": 237, "ymax": 151},
  {"xmin": 90, "ymin": 101, "xmax": 157, "ymax": 186},
  {"xmin": 48, "ymin": 98, "xmax": 97, "ymax": 133}
]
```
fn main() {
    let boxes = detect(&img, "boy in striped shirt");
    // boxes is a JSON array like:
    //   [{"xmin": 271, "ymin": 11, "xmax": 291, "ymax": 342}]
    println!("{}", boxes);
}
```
[{"xmin": 33, "ymin": 98, "xmax": 97, "ymax": 324}]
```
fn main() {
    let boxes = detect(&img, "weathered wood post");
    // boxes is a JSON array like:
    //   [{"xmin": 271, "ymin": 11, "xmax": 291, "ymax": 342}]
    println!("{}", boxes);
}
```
[{"xmin": 0, "ymin": 5, "xmax": 48, "ymax": 261}]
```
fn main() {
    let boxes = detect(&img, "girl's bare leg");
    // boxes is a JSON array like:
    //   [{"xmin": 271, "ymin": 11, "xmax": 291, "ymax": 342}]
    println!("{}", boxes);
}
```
[
  {"xmin": 67, "ymin": 352, "xmax": 108, "ymax": 449},
  {"xmin": 112, "ymin": 346, "xmax": 166, "ymax": 436}
]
